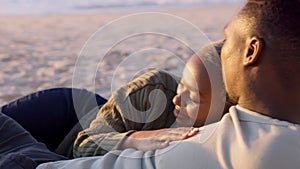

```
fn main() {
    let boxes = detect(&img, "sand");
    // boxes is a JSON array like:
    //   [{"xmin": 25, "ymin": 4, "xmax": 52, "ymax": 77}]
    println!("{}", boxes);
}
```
[{"xmin": 0, "ymin": 5, "xmax": 240, "ymax": 106}]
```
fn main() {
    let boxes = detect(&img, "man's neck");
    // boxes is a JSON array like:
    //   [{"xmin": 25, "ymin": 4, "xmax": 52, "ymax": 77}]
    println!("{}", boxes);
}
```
[{"xmin": 238, "ymin": 92, "xmax": 300, "ymax": 124}]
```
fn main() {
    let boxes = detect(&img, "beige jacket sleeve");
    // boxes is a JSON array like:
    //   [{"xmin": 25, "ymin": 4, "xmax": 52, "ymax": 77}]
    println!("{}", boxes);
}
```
[{"xmin": 73, "ymin": 69, "xmax": 179, "ymax": 157}]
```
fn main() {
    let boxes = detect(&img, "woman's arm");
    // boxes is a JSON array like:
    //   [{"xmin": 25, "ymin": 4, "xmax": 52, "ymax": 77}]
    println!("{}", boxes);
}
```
[
  {"xmin": 120, "ymin": 127, "xmax": 199, "ymax": 152},
  {"xmin": 73, "ymin": 69, "xmax": 179, "ymax": 157},
  {"xmin": 73, "ymin": 99, "xmax": 135, "ymax": 157}
]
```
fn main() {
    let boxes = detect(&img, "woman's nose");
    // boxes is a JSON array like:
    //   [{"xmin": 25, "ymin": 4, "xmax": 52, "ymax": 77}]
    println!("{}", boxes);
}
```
[{"xmin": 173, "ymin": 94, "xmax": 181, "ymax": 108}]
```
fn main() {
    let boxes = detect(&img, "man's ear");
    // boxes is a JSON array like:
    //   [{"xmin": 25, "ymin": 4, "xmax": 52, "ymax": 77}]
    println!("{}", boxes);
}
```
[{"xmin": 243, "ymin": 37, "xmax": 263, "ymax": 66}]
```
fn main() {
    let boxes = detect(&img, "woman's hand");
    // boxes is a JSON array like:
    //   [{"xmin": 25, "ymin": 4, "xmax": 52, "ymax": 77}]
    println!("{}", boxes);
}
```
[{"xmin": 120, "ymin": 127, "xmax": 199, "ymax": 152}]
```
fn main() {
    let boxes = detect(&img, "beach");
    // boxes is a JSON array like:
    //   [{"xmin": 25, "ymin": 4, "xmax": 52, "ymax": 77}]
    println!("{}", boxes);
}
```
[{"xmin": 0, "ymin": 5, "xmax": 240, "ymax": 105}]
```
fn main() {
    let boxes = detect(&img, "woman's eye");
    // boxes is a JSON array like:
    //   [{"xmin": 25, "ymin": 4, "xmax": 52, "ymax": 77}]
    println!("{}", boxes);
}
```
[
  {"xmin": 190, "ymin": 96, "xmax": 200, "ymax": 103},
  {"xmin": 190, "ymin": 99, "xmax": 198, "ymax": 104}
]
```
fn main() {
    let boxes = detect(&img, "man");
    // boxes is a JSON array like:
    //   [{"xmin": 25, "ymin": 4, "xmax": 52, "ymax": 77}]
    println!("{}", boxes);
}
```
[{"xmin": 37, "ymin": 0, "xmax": 300, "ymax": 168}]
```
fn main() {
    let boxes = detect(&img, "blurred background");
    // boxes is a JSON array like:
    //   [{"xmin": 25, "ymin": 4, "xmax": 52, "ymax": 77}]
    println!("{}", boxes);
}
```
[
  {"xmin": 0, "ymin": 0, "xmax": 242, "ymax": 15},
  {"xmin": 0, "ymin": 0, "xmax": 243, "ymax": 105}
]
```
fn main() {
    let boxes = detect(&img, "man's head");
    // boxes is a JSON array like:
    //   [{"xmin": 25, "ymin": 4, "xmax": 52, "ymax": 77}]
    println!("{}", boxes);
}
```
[
  {"xmin": 173, "ymin": 41, "xmax": 230, "ymax": 127},
  {"xmin": 221, "ymin": 0, "xmax": 300, "ymax": 119}
]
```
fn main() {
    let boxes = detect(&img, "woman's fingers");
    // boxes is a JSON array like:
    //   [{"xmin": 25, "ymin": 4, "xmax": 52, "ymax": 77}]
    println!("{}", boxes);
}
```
[
  {"xmin": 186, "ymin": 128, "xmax": 200, "ymax": 138},
  {"xmin": 156, "ymin": 127, "xmax": 200, "ymax": 141}
]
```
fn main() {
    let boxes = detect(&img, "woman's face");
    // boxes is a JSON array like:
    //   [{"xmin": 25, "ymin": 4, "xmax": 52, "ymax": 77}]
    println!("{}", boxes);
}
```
[{"xmin": 172, "ymin": 55, "xmax": 212, "ymax": 127}]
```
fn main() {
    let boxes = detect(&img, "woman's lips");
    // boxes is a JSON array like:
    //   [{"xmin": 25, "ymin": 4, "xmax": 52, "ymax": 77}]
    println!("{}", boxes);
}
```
[{"xmin": 173, "ymin": 105, "xmax": 180, "ymax": 118}]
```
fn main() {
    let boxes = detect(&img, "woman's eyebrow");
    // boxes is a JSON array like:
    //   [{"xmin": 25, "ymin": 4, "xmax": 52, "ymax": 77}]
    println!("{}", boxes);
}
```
[{"xmin": 182, "ymin": 80, "xmax": 199, "ymax": 93}]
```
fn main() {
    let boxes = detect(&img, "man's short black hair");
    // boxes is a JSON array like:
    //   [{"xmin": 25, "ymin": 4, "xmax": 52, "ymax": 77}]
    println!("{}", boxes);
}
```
[{"xmin": 238, "ymin": 0, "xmax": 300, "ymax": 57}]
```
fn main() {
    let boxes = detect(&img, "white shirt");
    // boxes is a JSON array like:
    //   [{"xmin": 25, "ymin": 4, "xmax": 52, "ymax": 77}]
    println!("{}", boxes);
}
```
[{"xmin": 37, "ymin": 105, "xmax": 300, "ymax": 169}]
